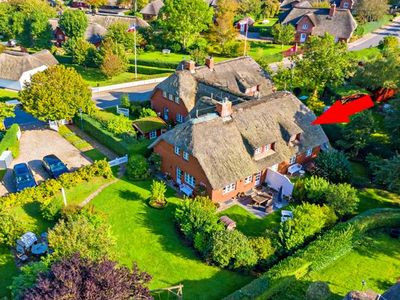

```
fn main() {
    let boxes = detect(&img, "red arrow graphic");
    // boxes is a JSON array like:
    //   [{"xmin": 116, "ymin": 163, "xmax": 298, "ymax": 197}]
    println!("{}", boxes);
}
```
[{"xmin": 312, "ymin": 95, "xmax": 374, "ymax": 125}]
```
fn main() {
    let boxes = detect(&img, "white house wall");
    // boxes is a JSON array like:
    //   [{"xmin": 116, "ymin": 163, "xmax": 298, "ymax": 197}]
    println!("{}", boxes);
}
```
[{"xmin": 19, "ymin": 65, "xmax": 48, "ymax": 89}]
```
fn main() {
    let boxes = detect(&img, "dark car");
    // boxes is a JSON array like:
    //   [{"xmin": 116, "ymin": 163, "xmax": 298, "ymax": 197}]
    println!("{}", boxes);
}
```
[
  {"xmin": 13, "ymin": 163, "xmax": 37, "ymax": 192},
  {"xmin": 42, "ymin": 155, "xmax": 69, "ymax": 178}
]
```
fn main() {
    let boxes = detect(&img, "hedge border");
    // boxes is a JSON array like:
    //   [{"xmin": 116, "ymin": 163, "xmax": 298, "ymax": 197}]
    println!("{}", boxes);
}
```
[
  {"xmin": 0, "ymin": 124, "xmax": 20, "ymax": 158},
  {"xmin": 224, "ymin": 208, "xmax": 400, "ymax": 300}
]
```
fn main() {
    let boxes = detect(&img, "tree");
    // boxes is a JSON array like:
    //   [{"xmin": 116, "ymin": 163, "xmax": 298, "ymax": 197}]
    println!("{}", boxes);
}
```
[
  {"xmin": 0, "ymin": 102, "xmax": 15, "ymax": 130},
  {"xmin": 314, "ymin": 150, "xmax": 351, "ymax": 183},
  {"xmin": 10, "ymin": 262, "xmax": 48, "ymax": 299},
  {"xmin": 99, "ymin": 38, "xmax": 128, "ymax": 78},
  {"xmin": 306, "ymin": 92, "xmax": 325, "ymax": 115},
  {"xmin": 17, "ymin": 10, "xmax": 53, "ymax": 49},
  {"xmin": 208, "ymin": 0, "xmax": 238, "ymax": 53},
  {"xmin": 249, "ymin": 236, "xmax": 276, "ymax": 261},
  {"xmin": 337, "ymin": 110, "xmax": 376, "ymax": 158},
  {"xmin": 271, "ymin": 23, "xmax": 295, "ymax": 48},
  {"xmin": 208, "ymin": 229, "xmax": 258, "ymax": 269},
  {"xmin": 0, "ymin": 209, "xmax": 31, "ymax": 246},
  {"xmin": 354, "ymin": 0, "xmax": 388, "ymax": 22},
  {"xmin": 48, "ymin": 210, "xmax": 115, "ymax": 262},
  {"xmin": 352, "ymin": 52, "xmax": 400, "ymax": 91},
  {"xmin": 385, "ymin": 99, "xmax": 400, "ymax": 150},
  {"xmin": 139, "ymin": 107, "xmax": 157, "ymax": 118},
  {"xmin": 293, "ymin": 34, "xmax": 352, "ymax": 98},
  {"xmin": 262, "ymin": 0, "xmax": 280, "ymax": 18},
  {"xmin": 293, "ymin": 176, "xmax": 330, "ymax": 204},
  {"xmin": 239, "ymin": 0, "xmax": 263, "ymax": 19},
  {"xmin": 149, "ymin": 180, "xmax": 167, "ymax": 207},
  {"xmin": 86, "ymin": 0, "xmax": 108, "ymax": 9},
  {"xmin": 306, "ymin": 281, "xmax": 331, "ymax": 300},
  {"xmin": 120, "ymin": 93, "xmax": 131, "ymax": 108},
  {"xmin": 22, "ymin": 253, "xmax": 152, "ymax": 300},
  {"xmin": 325, "ymin": 183, "xmax": 359, "ymax": 218},
  {"xmin": 126, "ymin": 154, "xmax": 149, "ymax": 180},
  {"xmin": 159, "ymin": 0, "xmax": 213, "ymax": 50},
  {"xmin": 65, "ymin": 38, "xmax": 97, "ymax": 66},
  {"xmin": 19, "ymin": 65, "xmax": 94, "ymax": 121},
  {"xmin": 0, "ymin": 2, "xmax": 14, "ymax": 39},
  {"xmin": 59, "ymin": 9, "xmax": 88, "ymax": 39},
  {"xmin": 379, "ymin": 36, "xmax": 400, "ymax": 56},
  {"xmin": 278, "ymin": 203, "xmax": 337, "ymax": 252},
  {"xmin": 369, "ymin": 154, "xmax": 400, "ymax": 193},
  {"xmin": 106, "ymin": 21, "xmax": 144, "ymax": 50}
]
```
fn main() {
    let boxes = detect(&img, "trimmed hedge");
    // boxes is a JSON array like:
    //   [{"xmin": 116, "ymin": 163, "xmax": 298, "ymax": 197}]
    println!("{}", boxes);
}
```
[
  {"xmin": 224, "ymin": 208, "xmax": 400, "ymax": 300},
  {"xmin": 0, "ymin": 124, "xmax": 20, "ymax": 158},
  {"xmin": 133, "ymin": 59, "xmax": 179, "ymax": 69},
  {"xmin": 74, "ymin": 114, "xmax": 151, "ymax": 157},
  {"xmin": 128, "ymin": 65, "xmax": 174, "ymax": 75},
  {"xmin": 59, "ymin": 125, "xmax": 91, "ymax": 151}
]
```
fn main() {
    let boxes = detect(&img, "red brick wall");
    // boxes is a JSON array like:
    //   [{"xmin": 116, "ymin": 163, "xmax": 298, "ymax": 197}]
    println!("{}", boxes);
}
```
[
  {"xmin": 295, "ymin": 16, "xmax": 314, "ymax": 43},
  {"xmin": 278, "ymin": 146, "xmax": 321, "ymax": 173},
  {"xmin": 150, "ymin": 89, "xmax": 189, "ymax": 123},
  {"xmin": 339, "ymin": 0, "xmax": 353, "ymax": 9}
]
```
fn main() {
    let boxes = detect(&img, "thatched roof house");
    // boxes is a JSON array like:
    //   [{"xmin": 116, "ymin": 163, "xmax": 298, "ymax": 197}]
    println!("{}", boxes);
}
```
[
  {"xmin": 151, "ymin": 56, "xmax": 276, "ymax": 123},
  {"xmin": 0, "ymin": 50, "xmax": 58, "ymax": 90},
  {"xmin": 279, "ymin": 4, "xmax": 357, "ymax": 43},
  {"xmin": 140, "ymin": 0, "xmax": 164, "ymax": 20},
  {"xmin": 150, "ymin": 91, "xmax": 328, "ymax": 202}
]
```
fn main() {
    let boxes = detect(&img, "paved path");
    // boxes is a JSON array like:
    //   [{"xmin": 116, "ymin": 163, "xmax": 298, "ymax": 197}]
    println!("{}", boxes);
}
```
[
  {"xmin": 92, "ymin": 83, "xmax": 157, "ymax": 109},
  {"xmin": 348, "ymin": 17, "xmax": 400, "ymax": 51}
]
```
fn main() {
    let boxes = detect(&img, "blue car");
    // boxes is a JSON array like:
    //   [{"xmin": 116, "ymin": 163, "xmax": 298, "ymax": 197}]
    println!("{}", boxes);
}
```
[
  {"xmin": 13, "ymin": 163, "xmax": 37, "ymax": 192},
  {"xmin": 42, "ymin": 155, "xmax": 69, "ymax": 178}
]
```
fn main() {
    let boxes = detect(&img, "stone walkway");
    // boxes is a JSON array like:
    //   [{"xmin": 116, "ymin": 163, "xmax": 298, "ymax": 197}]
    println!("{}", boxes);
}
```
[{"xmin": 67, "ymin": 124, "xmax": 118, "ymax": 160}]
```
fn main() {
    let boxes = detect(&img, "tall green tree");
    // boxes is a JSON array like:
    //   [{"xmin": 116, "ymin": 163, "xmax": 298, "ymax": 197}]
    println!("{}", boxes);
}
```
[
  {"xmin": 354, "ymin": 0, "xmax": 388, "ymax": 22},
  {"xmin": 262, "ymin": 0, "xmax": 280, "ymax": 18},
  {"xmin": 293, "ymin": 33, "xmax": 352, "ymax": 97},
  {"xmin": 159, "ymin": 0, "xmax": 213, "ymax": 50},
  {"xmin": 325, "ymin": 183, "xmax": 359, "ymax": 218},
  {"xmin": 271, "ymin": 24, "xmax": 295, "ymax": 48},
  {"xmin": 369, "ymin": 154, "xmax": 400, "ymax": 193},
  {"xmin": 59, "ymin": 9, "xmax": 88, "ymax": 39},
  {"xmin": 86, "ymin": 0, "xmax": 108, "ymax": 9},
  {"xmin": 239, "ymin": 0, "xmax": 262, "ymax": 18},
  {"xmin": 19, "ymin": 65, "xmax": 94, "ymax": 121},
  {"xmin": 208, "ymin": 0, "xmax": 238, "ymax": 53},
  {"xmin": 17, "ymin": 10, "xmax": 53, "ymax": 48},
  {"xmin": 385, "ymin": 99, "xmax": 400, "ymax": 150},
  {"xmin": 0, "ymin": 103, "xmax": 15, "ymax": 130},
  {"xmin": 105, "ymin": 21, "xmax": 144, "ymax": 50}
]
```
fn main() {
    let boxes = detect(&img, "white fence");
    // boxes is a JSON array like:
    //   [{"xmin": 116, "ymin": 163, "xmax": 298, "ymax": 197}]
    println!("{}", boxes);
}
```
[
  {"xmin": 49, "ymin": 120, "xmax": 68, "ymax": 132},
  {"xmin": 91, "ymin": 77, "xmax": 168, "ymax": 93},
  {"xmin": 116, "ymin": 106, "xmax": 129, "ymax": 117},
  {"xmin": 109, "ymin": 155, "xmax": 128, "ymax": 167}
]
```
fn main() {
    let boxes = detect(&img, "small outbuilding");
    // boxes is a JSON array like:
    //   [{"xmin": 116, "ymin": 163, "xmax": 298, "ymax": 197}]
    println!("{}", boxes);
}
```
[
  {"xmin": 132, "ymin": 116, "xmax": 167, "ymax": 139},
  {"xmin": 219, "ymin": 216, "xmax": 236, "ymax": 231}
]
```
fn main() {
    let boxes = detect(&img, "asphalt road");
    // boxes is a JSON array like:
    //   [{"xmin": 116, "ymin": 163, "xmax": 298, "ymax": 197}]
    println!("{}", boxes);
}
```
[
  {"xmin": 348, "ymin": 17, "xmax": 400, "ymax": 51},
  {"xmin": 92, "ymin": 83, "xmax": 157, "ymax": 109}
]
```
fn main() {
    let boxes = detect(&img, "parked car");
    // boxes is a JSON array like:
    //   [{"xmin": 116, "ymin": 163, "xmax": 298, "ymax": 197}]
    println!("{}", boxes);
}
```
[
  {"xmin": 42, "ymin": 155, "xmax": 69, "ymax": 178},
  {"xmin": 13, "ymin": 163, "xmax": 37, "ymax": 192}
]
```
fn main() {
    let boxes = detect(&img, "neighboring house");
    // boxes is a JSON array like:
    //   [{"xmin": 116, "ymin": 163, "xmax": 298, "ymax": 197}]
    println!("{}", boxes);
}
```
[
  {"xmin": 49, "ymin": 14, "xmax": 149, "ymax": 47},
  {"xmin": 0, "ymin": 50, "xmax": 58, "ymax": 91},
  {"xmin": 343, "ymin": 281, "xmax": 400, "ymax": 300},
  {"xmin": 150, "ymin": 56, "xmax": 276, "ymax": 124},
  {"xmin": 132, "ymin": 116, "xmax": 168, "ymax": 139},
  {"xmin": 236, "ymin": 17, "xmax": 255, "ymax": 33},
  {"xmin": 140, "ymin": 0, "xmax": 164, "ymax": 20},
  {"xmin": 279, "ymin": 3, "xmax": 357, "ymax": 43},
  {"xmin": 281, "ymin": 0, "xmax": 356, "ymax": 10},
  {"xmin": 150, "ymin": 91, "xmax": 329, "ymax": 203}
]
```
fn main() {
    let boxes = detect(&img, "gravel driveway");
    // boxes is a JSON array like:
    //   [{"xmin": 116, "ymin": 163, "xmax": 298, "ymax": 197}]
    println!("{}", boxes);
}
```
[{"xmin": 0, "ymin": 129, "xmax": 91, "ymax": 195}]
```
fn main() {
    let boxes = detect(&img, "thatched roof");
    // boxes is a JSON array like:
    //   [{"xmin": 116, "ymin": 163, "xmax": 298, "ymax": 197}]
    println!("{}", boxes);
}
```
[
  {"xmin": 85, "ymin": 23, "xmax": 107, "ymax": 44},
  {"xmin": 155, "ymin": 56, "xmax": 275, "ymax": 114},
  {"xmin": 0, "ymin": 50, "xmax": 58, "ymax": 81},
  {"xmin": 279, "ymin": 7, "xmax": 357, "ymax": 39},
  {"xmin": 140, "ymin": 0, "xmax": 164, "ymax": 16},
  {"xmin": 151, "ymin": 91, "xmax": 328, "ymax": 189},
  {"xmin": 88, "ymin": 13, "xmax": 150, "ymax": 28}
]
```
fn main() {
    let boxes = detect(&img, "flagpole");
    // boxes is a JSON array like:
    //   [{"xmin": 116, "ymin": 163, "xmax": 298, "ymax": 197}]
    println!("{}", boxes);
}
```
[
  {"xmin": 134, "ymin": 24, "xmax": 137, "ymax": 80},
  {"xmin": 244, "ymin": 21, "xmax": 248, "ymax": 56}
]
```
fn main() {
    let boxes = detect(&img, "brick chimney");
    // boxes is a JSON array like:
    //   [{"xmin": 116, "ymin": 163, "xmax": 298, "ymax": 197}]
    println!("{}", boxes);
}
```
[
  {"xmin": 205, "ymin": 56, "xmax": 214, "ymax": 70},
  {"xmin": 215, "ymin": 98, "xmax": 233, "ymax": 118},
  {"xmin": 185, "ymin": 60, "xmax": 196, "ymax": 73},
  {"xmin": 329, "ymin": 3, "xmax": 336, "ymax": 17}
]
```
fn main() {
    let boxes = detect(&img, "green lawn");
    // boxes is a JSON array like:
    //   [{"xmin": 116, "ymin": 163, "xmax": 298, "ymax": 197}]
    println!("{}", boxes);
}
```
[
  {"xmin": 218, "ymin": 204, "xmax": 281, "ymax": 237},
  {"xmin": 357, "ymin": 188, "xmax": 400, "ymax": 213},
  {"xmin": 306, "ymin": 230, "xmax": 400, "ymax": 299},
  {"xmin": 0, "ymin": 89, "xmax": 18, "ymax": 102},
  {"xmin": 249, "ymin": 42, "xmax": 292, "ymax": 64},
  {"xmin": 350, "ymin": 47, "xmax": 382, "ymax": 61},
  {"xmin": 83, "ymin": 149, "xmax": 108, "ymax": 161},
  {"xmin": 91, "ymin": 180, "xmax": 254, "ymax": 299},
  {"xmin": 357, "ymin": 15, "xmax": 393, "ymax": 36}
]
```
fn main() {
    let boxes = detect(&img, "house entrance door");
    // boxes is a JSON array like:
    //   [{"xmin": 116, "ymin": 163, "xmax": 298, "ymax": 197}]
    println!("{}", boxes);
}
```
[
  {"xmin": 300, "ymin": 33, "xmax": 307, "ymax": 43},
  {"xmin": 176, "ymin": 167, "xmax": 182, "ymax": 184}
]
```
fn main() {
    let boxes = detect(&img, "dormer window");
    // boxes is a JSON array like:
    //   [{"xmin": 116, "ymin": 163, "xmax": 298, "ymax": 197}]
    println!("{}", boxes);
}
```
[
  {"xmin": 162, "ymin": 91, "xmax": 167, "ymax": 98},
  {"xmin": 183, "ymin": 151, "xmax": 189, "ymax": 161},
  {"xmin": 254, "ymin": 147, "xmax": 262, "ymax": 155},
  {"xmin": 254, "ymin": 143, "xmax": 276, "ymax": 158},
  {"xmin": 289, "ymin": 133, "xmax": 301, "ymax": 146},
  {"xmin": 245, "ymin": 85, "xmax": 260, "ymax": 96},
  {"xmin": 168, "ymin": 94, "xmax": 174, "ymax": 101},
  {"xmin": 174, "ymin": 145, "xmax": 180, "ymax": 155}
]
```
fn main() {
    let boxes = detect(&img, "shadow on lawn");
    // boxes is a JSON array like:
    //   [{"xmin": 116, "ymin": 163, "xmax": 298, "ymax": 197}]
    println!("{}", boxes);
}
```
[{"xmin": 353, "ymin": 230, "xmax": 400, "ymax": 260}]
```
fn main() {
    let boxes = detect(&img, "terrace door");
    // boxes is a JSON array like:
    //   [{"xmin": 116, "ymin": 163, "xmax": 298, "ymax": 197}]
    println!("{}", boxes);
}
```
[
  {"xmin": 176, "ymin": 167, "xmax": 182, "ymax": 184},
  {"xmin": 164, "ymin": 107, "xmax": 169, "ymax": 121},
  {"xmin": 255, "ymin": 171, "xmax": 262, "ymax": 186}
]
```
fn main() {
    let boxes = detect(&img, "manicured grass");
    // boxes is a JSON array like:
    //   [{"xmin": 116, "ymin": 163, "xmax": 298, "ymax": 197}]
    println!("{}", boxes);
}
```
[
  {"xmin": 83, "ymin": 149, "xmax": 107, "ymax": 161},
  {"xmin": 91, "ymin": 180, "xmax": 254, "ymax": 299},
  {"xmin": 252, "ymin": 18, "xmax": 278, "ymax": 29},
  {"xmin": 132, "ymin": 116, "xmax": 167, "ymax": 133},
  {"xmin": 0, "ymin": 89, "xmax": 18, "ymax": 102},
  {"xmin": 357, "ymin": 15, "xmax": 393, "ymax": 36},
  {"xmin": 357, "ymin": 188, "xmax": 400, "ymax": 213},
  {"xmin": 350, "ymin": 47, "xmax": 382, "ymax": 61},
  {"xmin": 218, "ymin": 204, "xmax": 281, "ymax": 237},
  {"xmin": 59, "ymin": 125, "xmax": 91, "ymax": 151},
  {"xmin": 305, "ymin": 230, "xmax": 400, "ymax": 299},
  {"xmin": 0, "ymin": 246, "xmax": 19, "ymax": 298},
  {"xmin": 249, "ymin": 42, "xmax": 292, "ymax": 64}
]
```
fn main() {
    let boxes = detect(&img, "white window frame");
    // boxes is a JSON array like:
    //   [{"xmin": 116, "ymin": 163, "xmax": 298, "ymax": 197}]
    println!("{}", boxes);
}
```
[
  {"xmin": 162, "ymin": 91, "xmax": 167, "ymax": 98},
  {"xmin": 174, "ymin": 145, "xmax": 180, "ymax": 155},
  {"xmin": 343, "ymin": 2, "xmax": 349, "ymax": 8},
  {"xmin": 265, "ymin": 144, "xmax": 271, "ymax": 151},
  {"xmin": 184, "ymin": 172, "xmax": 195, "ymax": 187},
  {"xmin": 302, "ymin": 24, "xmax": 308, "ymax": 30},
  {"xmin": 175, "ymin": 96, "xmax": 180, "ymax": 104},
  {"xmin": 176, "ymin": 114, "xmax": 184, "ymax": 123},
  {"xmin": 254, "ymin": 147, "xmax": 262, "ymax": 155},
  {"xmin": 183, "ymin": 151, "xmax": 189, "ymax": 161},
  {"xmin": 244, "ymin": 175, "xmax": 252, "ymax": 185},
  {"xmin": 306, "ymin": 148, "xmax": 313, "ymax": 157},
  {"xmin": 168, "ymin": 94, "xmax": 174, "ymax": 101},
  {"xmin": 223, "ymin": 183, "xmax": 236, "ymax": 194},
  {"xmin": 289, "ymin": 155, "xmax": 297, "ymax": 165},
  {"xmin": 149, "ymin": 131, "xmax": 157, "ymax": 139}
]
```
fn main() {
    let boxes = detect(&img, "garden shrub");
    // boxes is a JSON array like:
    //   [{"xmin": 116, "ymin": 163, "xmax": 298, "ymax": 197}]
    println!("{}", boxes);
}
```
[
  {"xmin": 293, "ymin": 176, "xmax": 330, "ymax": 204},
  {"xmin": 208, "ymin": 230, "xmax": 258, "ymax": 270},
  {"xmin": 249, "ymin": 236, "xmax": 276, "ymax": 261},
  {"xmin": 314, "ymin": 150, "xmax": 351, "ymax": 183},
  {"xmin": 135, "ymin": 59, "xmax": 178, "ymax": 69},
  {"xmin": 91, "ymin": 110, "xmax": 135, "ymax": 136},
  {"xmin": 325, "ymin": 183, "xmax": 359, "ymax": 218},
  {"xmin": 149, "ymin": 180, "xmax": 167, "ymax": 208},
  {"xmin": 139, "ymin": 107, "xmax": 157, "ymax": 118},
  {"xmin": 0, "ymin": 124, "xmax": 20, "ymax": 157},
  {"xmin": 120, "ymin": 94, "xmax": 130, "ymax": 108},
  {"xmin": 0, "ymin": 209, "xmax": 32, "ymax": 246},
  {"xmin": 306, "ymin": 281, "xmax": 331, "ymax": 300},
  {"xmin": 126, "ymin": 154, "xmax": 149, "ymax": 180},
  {"xmin": 224, "ymin": 208, "xmax": 400, "ymax": 300}
]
